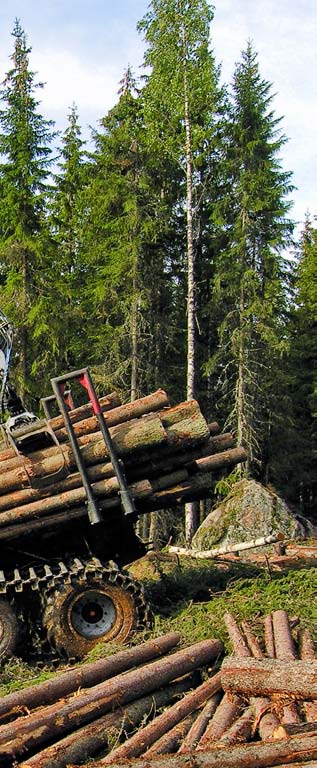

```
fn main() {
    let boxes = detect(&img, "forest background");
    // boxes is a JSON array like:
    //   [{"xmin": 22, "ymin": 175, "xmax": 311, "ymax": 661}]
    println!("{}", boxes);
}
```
[{"xmin": 0, "ymin": 0, "xmax": 315, "ymax": 536}]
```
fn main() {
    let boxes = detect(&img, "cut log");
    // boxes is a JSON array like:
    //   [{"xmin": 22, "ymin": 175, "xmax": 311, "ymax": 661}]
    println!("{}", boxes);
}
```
[
  {"xmin": 273, "ymin": 723, "xmax": 317, "ymax": 739},
  {"xmin": 272, "ymin": 610, "xmax": 297, "ymax": 660},
  {"xmin": 241, "ymin": 621, "xmax": 264, "ymax": 659},
  {"xmin": 48, "ymin": 391, "xmax": 122, "ymax": 432},
  {"xmin": 224, "ymin": 613, "xmax": 251, "ymax": 657},
  {"xmin": 273, "ymin": 610, "xmax": 301, "ymax": 725},
  {"xmin": 0, "ymin": 632, "xmax": 181, "ymax": 722},
  {"xmin": 299, "ymin": 628, "xmax": 317, "ymax": 722},
  {"xmin": 264, "ymin": 614, "xmax": 276, "ymax": 658},
  {"xmin": 221, "ymin": 657, "xmax": 317, "ymax": 699},
  {"xmin": 299, "ymin": 628, "xmax": 316, "ymax": 661},
  {"xmin": 193, "ymin": 446, "xmax": 247, "ymax": 471},
  {"xmin": 0, "ymin": 639, "xmax": 223, "ymax": 760},
  {"xmin": 99, "ymin": 671, "xmax": 222, "ymax": 763}
]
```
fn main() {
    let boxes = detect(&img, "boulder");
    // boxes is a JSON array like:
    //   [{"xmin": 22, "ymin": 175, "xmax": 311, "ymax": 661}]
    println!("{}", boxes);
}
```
[{"xmin": 192, "ymin": 479, "xmax": 313, "ymax": 551}]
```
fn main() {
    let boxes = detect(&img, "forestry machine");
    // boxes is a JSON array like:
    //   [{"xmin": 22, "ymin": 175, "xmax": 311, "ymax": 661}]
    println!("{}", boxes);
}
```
[{"xmin": 0, "ymin": 311, "xmax": 150, "ymax": 663}]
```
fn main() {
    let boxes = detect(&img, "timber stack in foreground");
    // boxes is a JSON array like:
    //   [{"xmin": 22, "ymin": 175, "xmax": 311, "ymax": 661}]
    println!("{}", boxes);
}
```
[
  {"xmin": 0, "ymin": 610, "xmax": 315, "ymax": 768},
  {"xmin": 0, "ymin": 389, "xmax": 247, "ymax": 541}
]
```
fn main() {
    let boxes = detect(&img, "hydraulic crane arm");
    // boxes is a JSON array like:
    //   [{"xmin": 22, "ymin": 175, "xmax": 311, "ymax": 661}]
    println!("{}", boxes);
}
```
[{"xmin": 0, "ymin": 310, "xmax": 14, "ymax": 415}]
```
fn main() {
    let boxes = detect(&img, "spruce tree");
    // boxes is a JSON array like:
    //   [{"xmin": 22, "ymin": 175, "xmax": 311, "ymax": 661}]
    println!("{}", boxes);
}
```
[
  {"xmin": 81, "ymin": 69, "xmax": 154, "ymax": 398},
  {"xmin": 209, "ymin": 42, "xmax": 294, "ymax": 475},
  {"xmin": 284, "ymin": 218, "xmax": 317, "ymax": 518},
  {"xmin": 0, "ymin": 20, "xmax": 55, "ymax": 400},
  {"xmin": 45, "ymin": 104, "xmax": 89, "ymax": 375}
]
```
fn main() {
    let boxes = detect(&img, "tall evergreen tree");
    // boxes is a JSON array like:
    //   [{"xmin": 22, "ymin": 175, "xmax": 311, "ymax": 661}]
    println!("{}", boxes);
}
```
[
  {"xmin": 0, "ymin": 19, "xmax": 55, "ymax": 400},
  {"xmin": 282, "ymin": 217, "xmax": 317, "ymax": 519},
  {"xmin": 81, "ymin": 69, "xmax": 157, "ymax": 398},
  {"xmin": 44, "ymin": 104, "xmax": 89, "ymax": 376},
  {"xmin": 209, "ymin": 42, "xmax": 294, "ymax": 475}
]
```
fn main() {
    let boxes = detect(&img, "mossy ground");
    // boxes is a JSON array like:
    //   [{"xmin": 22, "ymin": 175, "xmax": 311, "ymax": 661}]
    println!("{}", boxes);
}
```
[{"xmin": 0, "ymin": 554, "xmax": 316, "ymax": 696}]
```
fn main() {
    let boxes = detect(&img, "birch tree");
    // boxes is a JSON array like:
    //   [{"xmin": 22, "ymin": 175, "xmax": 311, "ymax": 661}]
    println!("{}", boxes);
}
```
[{"xmin": 138, "ymin": 0, "xmax": 220, "ymax": 540}]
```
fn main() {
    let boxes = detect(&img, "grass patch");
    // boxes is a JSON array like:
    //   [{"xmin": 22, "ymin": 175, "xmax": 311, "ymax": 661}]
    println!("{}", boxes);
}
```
[{"xmin": 148, "ymin": 566, "xmax": 317, "ymax": 651}]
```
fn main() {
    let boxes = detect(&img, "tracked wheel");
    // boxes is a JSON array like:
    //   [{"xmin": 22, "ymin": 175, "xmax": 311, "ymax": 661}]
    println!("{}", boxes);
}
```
[
  {"xmin": 0, "ymin": 600, "xmax": 19, "ymax": 661},
  {"xmin": 42, "ymin": 559, "xmax": 150, "ymax": 660}
]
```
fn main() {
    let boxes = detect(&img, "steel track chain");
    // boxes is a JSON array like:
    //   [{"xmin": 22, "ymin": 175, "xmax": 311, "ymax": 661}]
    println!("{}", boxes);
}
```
[{"xmin": 0, "ymin": 557, "xmax": 151, "ymax": 659}]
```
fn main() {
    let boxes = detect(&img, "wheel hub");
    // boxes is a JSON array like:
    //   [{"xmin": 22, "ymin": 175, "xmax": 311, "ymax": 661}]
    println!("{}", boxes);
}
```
[{"xmin": 69, "ymin": 590, "xmax": 117, "ymax": 639}]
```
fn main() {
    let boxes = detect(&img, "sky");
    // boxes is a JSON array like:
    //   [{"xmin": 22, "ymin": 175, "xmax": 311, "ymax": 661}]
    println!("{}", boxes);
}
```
[{"xmin": 0, "ymin": 0, "xmax": 316, "ymax": 232}]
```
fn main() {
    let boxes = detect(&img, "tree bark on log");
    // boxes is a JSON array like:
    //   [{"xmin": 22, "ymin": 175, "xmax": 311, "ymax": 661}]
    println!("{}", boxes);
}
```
[
  {"xmin": 299, "ymin": 628, "xmax": 317, "ymax": 722},
  {"xmin": 0, "ymin": 632, "xmax": 181, "ymax": 723},
  {"xmin": 224, "ymin": 613, "xmax": 251, "ymax": 657},
  {"xmin": 53, "ymin": 390, "xmax": 170, "ymax": 442},
  {"xmin": 17, "ymin": 679, "xmax": 192, "ymax": 768},
  {"xmin": 216, "ymin": 704, "xmax": 255, "ymax": 746},
  {"xmin": 273, "ymin": 611, "xmax": 301, "ymax": 725},
  {"xmin": 197, "ymin": 693, "xmax": 244, "ymax": 747},
  {"xmin": 272, "ymin": 610, "xmax": 297, "ymax": 661},
  {"xmin": 264, "ymin": 614, "xmax": 276, "ymax": 658},
  {"xmin": 221, "ymin": 657, "xmax": 317, "ymax": 700},
  {"xmin": 241, "ymin": 622, "xmax": 264, "ymax": 659},
  {"xmin": 144, "ymin": 714, "xmax": 197, "ymax": 756},
  {"xmin": 0, "ymin": 640, "xmax": 223, "ymax": 760},
  {"xmin": 251, "ymin": 697, "xmax": 281, "ymax": 741},
  {"xmin": 178, "ymin": 693, "xmax": 222, "ymax": 752}
]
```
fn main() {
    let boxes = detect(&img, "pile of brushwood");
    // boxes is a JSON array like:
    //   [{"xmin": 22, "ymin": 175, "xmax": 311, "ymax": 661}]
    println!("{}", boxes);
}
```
[
  {"xmin": 0, "ymin": 608, "xmax": 316, "ymax": 768},
  {"xmin": 0, "ymin": 389, "xmax": 246, "ymax": 541}
]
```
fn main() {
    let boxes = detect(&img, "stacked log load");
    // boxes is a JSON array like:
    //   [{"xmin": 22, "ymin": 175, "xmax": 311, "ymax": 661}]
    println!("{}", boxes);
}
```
[
  {"xmin": 0, "ymin": 389, "xmax": 247, "ymax": 539},
  {"xmin": 0, "ymin": 611, "xmax": 315, "ymax": 767}
]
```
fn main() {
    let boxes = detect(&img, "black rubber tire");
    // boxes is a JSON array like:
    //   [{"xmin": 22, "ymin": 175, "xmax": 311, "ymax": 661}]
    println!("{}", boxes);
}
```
[
  {"xmin": 0, "ymin": 600, "xmax": 19, "ymax": 660},
  {"xmin": 42, "ymin": 578, "xmax": 138, "ymax": 659}
]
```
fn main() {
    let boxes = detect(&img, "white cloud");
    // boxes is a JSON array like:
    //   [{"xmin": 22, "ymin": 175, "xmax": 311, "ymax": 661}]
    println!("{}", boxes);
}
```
[{"xmin": 31, "ymin": 49, "xmax": 118, "ymax": 117}]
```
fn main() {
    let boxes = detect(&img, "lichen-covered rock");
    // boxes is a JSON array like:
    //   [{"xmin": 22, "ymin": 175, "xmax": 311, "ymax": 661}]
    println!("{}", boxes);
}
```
[{"xmin": 192, "ymin": 479, "xmax": 313, "ymax": 551}]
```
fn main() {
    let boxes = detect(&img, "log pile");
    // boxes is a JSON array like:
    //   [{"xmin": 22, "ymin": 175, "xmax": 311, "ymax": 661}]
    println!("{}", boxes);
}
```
[
  {"xmin": 0, "ymin": 389, "xmax": 247, "ymax": 539},
  {"xmin": 0, "ymin": 632, "xmax": 223, "ymax": 767},
  {"xmin": 0, "ymin": 611, "xmax": 313, "ymax": 767}
]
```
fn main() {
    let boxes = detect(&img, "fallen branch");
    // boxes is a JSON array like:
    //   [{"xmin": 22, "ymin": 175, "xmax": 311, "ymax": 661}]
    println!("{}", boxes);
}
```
[{"xmin": 168, "ymin": 532, "xmax": 284, "ymax": 559}]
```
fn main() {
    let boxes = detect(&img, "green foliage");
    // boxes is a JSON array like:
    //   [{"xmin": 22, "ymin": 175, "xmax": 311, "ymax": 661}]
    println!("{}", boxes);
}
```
[
  {"xmin": 209, "ymin": 42, "xmax": 294, "ymax": 476},
  {"xmin": 0, "ymin": 19, "xmax": 55, "ymax": 400}
]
